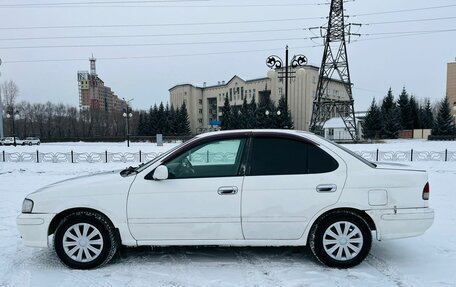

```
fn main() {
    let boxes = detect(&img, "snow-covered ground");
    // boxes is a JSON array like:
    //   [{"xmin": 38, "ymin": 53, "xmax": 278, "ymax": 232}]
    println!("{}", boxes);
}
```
[{"xmin": 1, "ymin": 140, "xmax": 455, "ymax": 287}]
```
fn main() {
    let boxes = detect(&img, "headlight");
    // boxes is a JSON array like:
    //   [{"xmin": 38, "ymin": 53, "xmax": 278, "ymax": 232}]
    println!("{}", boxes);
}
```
[{"xmin": 22, "ymin": 199, "xmax": 34, "ymax": 213}]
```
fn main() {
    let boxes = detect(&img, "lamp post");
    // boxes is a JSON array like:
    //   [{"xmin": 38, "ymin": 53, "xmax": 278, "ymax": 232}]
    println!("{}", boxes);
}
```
[
  {"xmin": 122, "ymin": 98, "xmax": 134, "ymax": 147},
  {"xmin": 6, "ymin": 107, "xmax": 19, "ymax": 146},
  {"xmin": 266, "ymin": 45, "xmax": 307, "ymax": 111}
]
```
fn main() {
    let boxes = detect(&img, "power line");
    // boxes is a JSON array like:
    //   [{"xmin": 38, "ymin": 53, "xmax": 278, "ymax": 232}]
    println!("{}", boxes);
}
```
[
  {"xmin": 1, "ymin": 1, "xmax": 327, "ymax": 8},
  {"xmin": 348, "ymin": 28, "xmax": 456, "ymax": 43},
  {"xmin": 361, "ymin": 28, "xmax": 456, "ymax": 36},
  {"xmin": 0, "ymin": 0, "xmax": 209, "ymax": 7},
  {"xmin": 0, "ymin": 16, "xmax": 324, "ymax": 30},
  {"xmin": 5, "ymin": 15, "xmax": 456, "ymax": 42},
  {"xmin": 350, "ymin": 4, "xmax": 456, "ymax": 17},
  {"xmin": 0, "ymin": 36, "xmax": 310, "ymax": 50},
  {"xmin": 2, "ymin": 44, "xmax": 322, "ymax": 64},
  {"xmin": 0, "ymin": 27, "xmax": 304, "ymax": 42},
  {"xmin": 362, "ymin": 16, "xmax": 456, "ymax": 26}
]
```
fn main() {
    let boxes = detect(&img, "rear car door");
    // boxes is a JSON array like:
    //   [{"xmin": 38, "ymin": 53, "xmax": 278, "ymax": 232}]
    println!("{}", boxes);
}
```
[{"xmin": 241, "ymin": 134, "xmax": 347, "ymax": 240}]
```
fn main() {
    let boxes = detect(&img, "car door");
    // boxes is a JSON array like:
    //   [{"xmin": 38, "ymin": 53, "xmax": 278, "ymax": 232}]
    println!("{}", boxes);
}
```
[
  {"xmin": 241, "ymin": 134, "xmax": 347, "ymax": 240},
  {"xmin": 127, "ymin": 136, "xmax": 247, "ymax": 241}
]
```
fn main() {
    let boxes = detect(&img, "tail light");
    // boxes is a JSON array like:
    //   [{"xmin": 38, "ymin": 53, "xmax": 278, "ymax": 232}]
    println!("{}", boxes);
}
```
[{"xmin": 422, "ymin": 182, "xmax": 430, "ymax": 200}]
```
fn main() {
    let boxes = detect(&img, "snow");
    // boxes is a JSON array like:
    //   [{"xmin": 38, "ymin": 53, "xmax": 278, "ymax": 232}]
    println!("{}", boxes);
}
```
[{"xmin": 1, "ymin": 140, "xmax": 456, "ymax": 287}]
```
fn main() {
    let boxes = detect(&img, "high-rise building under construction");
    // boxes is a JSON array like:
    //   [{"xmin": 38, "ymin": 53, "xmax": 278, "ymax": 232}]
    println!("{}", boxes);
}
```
[{"xmin": 77, "ymin": 57, "xmax": 125, "ymax": 112}]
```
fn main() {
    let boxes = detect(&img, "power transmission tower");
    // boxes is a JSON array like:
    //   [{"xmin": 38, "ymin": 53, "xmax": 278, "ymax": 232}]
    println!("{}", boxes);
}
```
[{"xmin": 309, "ymin": 0, "xmax": 359, "ymax": 141}]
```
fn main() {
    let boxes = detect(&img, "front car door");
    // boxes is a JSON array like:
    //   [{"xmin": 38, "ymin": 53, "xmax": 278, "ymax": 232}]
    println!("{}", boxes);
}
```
[
  {"xmin": 241, "ymin": 133, "xmax": 347, "ymax": 240},
  {"xmin": 127, "ymin": 135, "xmax": 248, "ymax": 242}
]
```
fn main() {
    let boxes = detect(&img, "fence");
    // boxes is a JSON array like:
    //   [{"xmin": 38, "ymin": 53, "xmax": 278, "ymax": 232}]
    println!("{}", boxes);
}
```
[
  {"xmin": 1, "ymin": 150, "xmax": 161, "ymax": 163},
  {"xmin": 1, "ymin": 149, "xmax": 456, "ymax": 163},
  {"xmin": 355, "ymin": 149, "xmax": 456, "ymax": 162}
]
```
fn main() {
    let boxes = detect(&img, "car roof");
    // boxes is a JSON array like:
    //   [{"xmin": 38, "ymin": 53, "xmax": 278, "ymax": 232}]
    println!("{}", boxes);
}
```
[{"xmin": 195, "ymin": 129, "xmax": 314, "ymax": 139}]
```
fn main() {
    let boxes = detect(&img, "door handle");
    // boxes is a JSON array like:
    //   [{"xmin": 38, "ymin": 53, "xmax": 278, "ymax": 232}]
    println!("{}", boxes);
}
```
[
  {"xmin": 316, "ymin": 184, "xmax": 337, "ymax": 193},
  {"xmin": 217, "ymin": 186, "xmax": 238, "ymax": 195}
]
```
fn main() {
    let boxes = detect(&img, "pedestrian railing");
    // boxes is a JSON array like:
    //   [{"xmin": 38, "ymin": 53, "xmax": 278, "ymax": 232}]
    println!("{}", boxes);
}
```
[
  {"xmin": 1, "ymin": 150, "xmax": 161, "ymax": 163},
  {"xmin": 355, "ymin": 149, "xmax": 456, "ymax": 162},
  {"xmin": 1, "ymin": 149, "xmax": 456, "ymax": 163}
]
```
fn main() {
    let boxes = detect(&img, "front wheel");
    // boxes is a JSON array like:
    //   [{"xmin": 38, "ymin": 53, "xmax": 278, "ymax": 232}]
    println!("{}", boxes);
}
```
[
  {"xmin": 309, "ymin": 211, "xmax": 372, "ymax": 268},
  {"xmin": 54, "ymin": 211, "xmax": 118, "ymax": 269}
]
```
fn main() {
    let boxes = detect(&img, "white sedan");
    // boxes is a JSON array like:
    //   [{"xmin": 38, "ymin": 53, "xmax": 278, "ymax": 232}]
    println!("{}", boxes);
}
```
[{"xmin": 17, "ymin": 130, "xmax": 434, "ymax": 269}]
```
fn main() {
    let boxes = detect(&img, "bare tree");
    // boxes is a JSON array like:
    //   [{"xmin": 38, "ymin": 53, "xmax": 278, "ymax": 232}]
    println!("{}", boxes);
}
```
[{"xmin": 1, "ymin": 80, "xmax": 20, "ymax": 109}]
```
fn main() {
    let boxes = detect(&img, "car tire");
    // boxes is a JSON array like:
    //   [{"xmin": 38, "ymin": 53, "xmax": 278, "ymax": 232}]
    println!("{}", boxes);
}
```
[
  {"xmin": 309, "ymin": 210, "xmax": 372, "ymax": 268},
  {"xmin": 37, "ymin": 142, "xmax": 40, "ymax": 145},
  {"xmin": 29, "ymin": 142, "xmax": 32, "ymax": 146},
  {"xmin": 54, "ymin": 211, "xmax": 118, "ymax": 269}
]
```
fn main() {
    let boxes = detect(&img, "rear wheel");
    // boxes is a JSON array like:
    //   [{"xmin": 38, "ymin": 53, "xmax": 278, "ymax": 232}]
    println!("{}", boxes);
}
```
[
  {"xmin": 309, "ymin": 211, "xmax": 372, "ymax": 268},
  {"xmin": 54, "ymin": 211, "xmax": 118, "ymax": 269}
]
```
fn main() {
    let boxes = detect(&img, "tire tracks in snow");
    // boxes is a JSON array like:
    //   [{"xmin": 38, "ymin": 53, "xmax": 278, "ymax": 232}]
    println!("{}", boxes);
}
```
[
  {"xmin": 234, "ymin": 248, "xmax": 286, "ymax": 287},
  {"xmin": 366, "ymin": 253, "xmax": 419, "ymax": 287}
]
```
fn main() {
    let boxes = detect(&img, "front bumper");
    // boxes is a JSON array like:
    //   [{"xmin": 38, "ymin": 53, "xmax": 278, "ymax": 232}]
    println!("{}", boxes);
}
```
[
  {"xmin": 17, "ymin": 213, "xmax": 55, "ymax": 247},
  {"xmin": 366, "ymin": 207, "xmax": 434, "ymax": 240}
]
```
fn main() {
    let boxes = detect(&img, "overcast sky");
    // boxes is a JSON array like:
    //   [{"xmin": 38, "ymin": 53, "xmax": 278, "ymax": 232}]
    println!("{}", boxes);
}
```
[{"xmin": 1, "ymin": 0, "xmax": 455, "ymax": 112}]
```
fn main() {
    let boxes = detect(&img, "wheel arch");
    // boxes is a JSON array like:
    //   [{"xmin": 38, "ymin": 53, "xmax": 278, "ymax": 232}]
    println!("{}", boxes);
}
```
[
  {"xmin": 48, "ymin": 207, "xmax": 119, "ymax": 239},
  {"xmin": 305, "ymin": 207, "xmax": 376, "ymax": 244}
]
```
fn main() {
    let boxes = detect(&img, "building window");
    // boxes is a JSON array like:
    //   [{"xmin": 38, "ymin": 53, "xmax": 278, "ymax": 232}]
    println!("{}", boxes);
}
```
[
  {"xmin": 198, "ymin": 118, "xmax": 203, "ymax": 123},
  {"xmin": 199, "ymin": 109, "xmax": 203, "ymax": 114},
  {"xmin": 198, "ymin": 99, "xmax": 202, "ymax": 104}
]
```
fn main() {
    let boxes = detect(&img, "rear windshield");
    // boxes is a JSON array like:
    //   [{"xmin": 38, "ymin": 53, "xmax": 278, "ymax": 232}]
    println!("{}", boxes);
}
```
[{"xmin": 316, "ymin": 135, "xmax": 377, "ymax": 168}]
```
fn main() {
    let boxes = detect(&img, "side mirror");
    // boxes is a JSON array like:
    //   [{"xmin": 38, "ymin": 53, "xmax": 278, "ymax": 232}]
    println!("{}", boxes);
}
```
[{"xmin": 153, "ymin": 165, "xmax": 169, "ymax": 180}]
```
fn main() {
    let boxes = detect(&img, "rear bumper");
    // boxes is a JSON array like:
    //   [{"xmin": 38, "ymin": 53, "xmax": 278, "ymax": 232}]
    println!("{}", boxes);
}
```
[
  {"xmin": 17, "ymin": 213, "xmax": 55, "ymax": 248},
  {"xmin": 366, "ymin": 207, "xmax": 434, "ymax": 240}
]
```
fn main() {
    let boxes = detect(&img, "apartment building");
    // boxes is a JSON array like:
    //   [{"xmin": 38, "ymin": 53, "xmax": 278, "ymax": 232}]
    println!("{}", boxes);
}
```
[
  {"xmin": 169, "ymin": 65, "xmax": 350, "ymax": 134},
  {"xmin": 78, "ymin": 57, "xmax": 126, "ymax": 113},
  {"xmin": 447, "ymin": 61, "xmax": 456, "ymax": 118}
]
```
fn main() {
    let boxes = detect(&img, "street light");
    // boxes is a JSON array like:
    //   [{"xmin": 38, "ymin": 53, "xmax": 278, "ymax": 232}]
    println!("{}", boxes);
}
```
[
  {"xmin": 266, "ymin": 45, "xmax": 307, "ymax": 111},
  {"xmin": 122, "ymin": 98, "xmax": 134, "ymax": 147},
  {"xmin": 6, "ymin": 107, "xmax": 20, "ymax": 146}
]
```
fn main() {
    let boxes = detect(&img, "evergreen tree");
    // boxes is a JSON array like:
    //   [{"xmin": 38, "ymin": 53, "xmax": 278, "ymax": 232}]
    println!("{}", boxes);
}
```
[
  {"xmin": 156, "ymin": 102, "xmax": 166, "ymax": 134},
  {"xmin": 149, "ymin": 104, "xmax": 158, "ymax": 135},
  {"xmin": 238, "ymin": 98, "xmax": 250, "ymax": 129},
  {"xmin": 256, "ymin": 91, "xmax": 275, "ymax": 128},
  {"xmin": 409, "ymin": 95, "xmax": 421, "ymax": 129},
  {"xmin": 163, "ymin": 103, "xmax": 171, "ymax": 135},
  {"xmin": 276, "ymin": 96, "xmax": 293, "ymax": 129},
  {"xmin": 179, "ymin": 102, "xmax": 191, "ymax": 135},
  {"xmin": 220, "ymin": 96, "xmax": 233, "ymax": 130},
  {"xmin": 137, "ymin": 112, "xmax": 149, "ymax": 136},
  {"xmin": 380, "ymin": 88, "xmax": 401, "ymax": 139},
  {"xmin": 248, "ymin": 96, "xmax": 257, "ymax": 128},
  {"xmin": 397, "ymin": 87, "xmax": 412, "ymax": 129},
  {"xmin": 168, "ymin": 105, "xmax": 177, "ymax": 135},
  {"xmin": 362, "ymin": 98, "xmax": 382, "ymax": 139},
  {"xmin": 420, "ymin": 99, "xmax": 434, "ymax": 129},
  {"xmin": 432, "ymin": 96, "xmax": 455, "ymax": 136},
  {"xmin": 381, "ymin": 88, "xmax": 395, "ymax": 113}
]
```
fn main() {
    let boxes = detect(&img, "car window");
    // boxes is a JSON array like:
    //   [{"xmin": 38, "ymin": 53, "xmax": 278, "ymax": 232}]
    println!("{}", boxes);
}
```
[
  {"xmin": 249, "ymin": 137, "xmax": 338, "ymax": 176},
  {"xmin": 165, "ymin": 138, "xmax": 246, "ymax": 179}
]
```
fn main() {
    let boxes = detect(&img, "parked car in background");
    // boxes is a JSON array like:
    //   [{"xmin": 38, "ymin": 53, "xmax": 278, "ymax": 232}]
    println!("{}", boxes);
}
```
[
  {"xmin": 23, "ymin": 137, "xmax": 41, "ymax": 146},
  {"xmin": 1, "ymin": 137, "xmax": 24, "ymax": 146},
  {"xmin": 17, "ymin": 130, "xmax": 434, "ymax": 269}
]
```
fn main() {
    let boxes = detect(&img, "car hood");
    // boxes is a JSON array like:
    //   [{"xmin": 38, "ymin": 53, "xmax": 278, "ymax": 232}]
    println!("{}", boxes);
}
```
[
  {"xmin": 29, "ymin": 169, "xmax": 134, "ymax": 198},
  {"xmin": 26, "ymin": 170, "xmax": 137, "ymax": 214}
]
